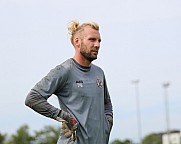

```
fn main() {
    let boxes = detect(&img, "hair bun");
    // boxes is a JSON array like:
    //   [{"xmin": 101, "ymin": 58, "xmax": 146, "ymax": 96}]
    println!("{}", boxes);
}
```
[{"xmin": 68, "ymin": 20, "xmax": 80, "ymax": 35}]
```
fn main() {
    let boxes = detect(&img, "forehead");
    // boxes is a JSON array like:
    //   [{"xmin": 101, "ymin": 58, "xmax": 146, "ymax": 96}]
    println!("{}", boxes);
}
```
[{"xmin": 82, "ymin": 26, "xmax": 101, "ymax": 39}]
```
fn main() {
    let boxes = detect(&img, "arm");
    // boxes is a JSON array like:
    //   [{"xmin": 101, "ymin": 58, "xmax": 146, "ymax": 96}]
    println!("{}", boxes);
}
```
[
  {"xmin": 25, "ymin": 89, "xmax": 60, "ymax": 120},
  {"xmin": 25, "ymin": 63, "xmax": 78, "ymax": 139},
  {"xmin": 104, "ymin": 76, "xmax": 113, "ymax": 129},
  {"xmin": 25, "ymin": 64, "xmax": 77, "ymax": 134},
  {"xmin": 25, "ymin": 89, "xmax": 77, "ymax": 126},
  {"xmin": 25, "ymin": 65, "xmax": 72, "ymax": 121},
  {"xmin": 105, "ymin": 98, "xmax": 113, "ymax": 130}
]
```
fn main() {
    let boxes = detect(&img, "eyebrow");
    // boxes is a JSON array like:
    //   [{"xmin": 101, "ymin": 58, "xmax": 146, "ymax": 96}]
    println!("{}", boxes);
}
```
[{"xmin": 88, "ymin": 37, "xmax": 101, "ymax": 42}]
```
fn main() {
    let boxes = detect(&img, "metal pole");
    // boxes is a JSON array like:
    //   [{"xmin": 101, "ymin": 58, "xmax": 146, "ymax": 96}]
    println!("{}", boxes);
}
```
[
  {"xmin": 132, "ymin": 80, "xmax": 142, "ymax": 144},
  {"xmin": 163, "ymin": 82, "xmax": 171, "ymax": 144}
]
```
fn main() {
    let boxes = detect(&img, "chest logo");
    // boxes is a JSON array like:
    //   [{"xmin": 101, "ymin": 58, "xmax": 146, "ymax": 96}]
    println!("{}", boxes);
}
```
[
  {"xmin": 76, "ymin": 80, "xmax": 83, "ymax": 88},
  {"xmin": 96, "ymin": 79, "xmax": 103, "ymax": 88}
]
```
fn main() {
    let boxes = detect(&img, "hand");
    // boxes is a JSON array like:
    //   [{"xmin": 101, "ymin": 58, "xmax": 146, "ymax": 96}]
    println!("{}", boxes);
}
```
[
  {"xmin": 57, "ymin": 110, "xmax": 77, "ymax": 140},
  {"xmin": 58, "ymin": 110, "xmax": 77, "ymax": 130},
  {"xmin": 61, "ymin": 122, "xmax": 75, "ymax": 138},
  {"xmin": 106, "ymin": 114, "xmax": 113, "ymax": 130}
]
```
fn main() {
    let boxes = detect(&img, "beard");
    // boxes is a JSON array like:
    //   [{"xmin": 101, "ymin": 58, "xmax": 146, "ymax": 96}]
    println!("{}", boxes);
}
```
[{"xmin": 80, "ymin": 42, "xmax": 98, "ymax": 63}]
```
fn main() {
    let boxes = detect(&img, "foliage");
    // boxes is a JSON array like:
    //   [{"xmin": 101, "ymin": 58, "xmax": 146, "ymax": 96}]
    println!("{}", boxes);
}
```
[
  {"xmin": 32, "ymin": 125, "xmax": 59, "ymax": 144},
  {"xmin": 142, "ymin": 133, "xmax": 161, "ymax": 144},
  {"xmin": 1, "ymin": 124, "xmax": 163, "ymax": 144},
  {"xmin": 2, "ymin": 124, "xmax": 59, "ymax": 144},
  {"xmin": 0, "ymin": 133, "xmax": 7, "ymax": 144},
  {"xmin": 5, "ymin": 125, "xmax": 33, "ymax": 144},
  {"xmin": 111, "ymin": 139, "xmax": 133, "ymax": 144},
  {"xmin": 124, "ymin": 139, "xmax": 132, "ymax": 144},
  {"xmin": 111, "ymin": 139, "xmax": 122, "ymax": 144}
]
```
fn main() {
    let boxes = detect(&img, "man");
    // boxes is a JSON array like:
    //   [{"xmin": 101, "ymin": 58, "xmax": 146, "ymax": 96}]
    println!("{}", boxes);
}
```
[{"xmin": 25, "ymin": 20, "xmax": 113, "ymax": 144}]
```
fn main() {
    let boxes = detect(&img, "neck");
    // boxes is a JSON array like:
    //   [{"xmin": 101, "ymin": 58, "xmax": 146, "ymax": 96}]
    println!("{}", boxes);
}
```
[{"xmin": 73, "ymin": 55, "xmax": 91, "ymax": 67}]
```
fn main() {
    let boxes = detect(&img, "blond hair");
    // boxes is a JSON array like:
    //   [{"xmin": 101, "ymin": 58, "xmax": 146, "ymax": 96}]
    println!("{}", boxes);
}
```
[{"xmin": 68, "ymin": 20, "xmax": 99, "ymax": 45}]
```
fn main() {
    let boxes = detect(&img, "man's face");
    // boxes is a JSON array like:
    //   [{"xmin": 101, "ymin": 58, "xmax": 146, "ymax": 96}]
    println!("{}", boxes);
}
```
[{"xmin": 79, "ymin": 27, "xmax": 101, "ymax": 62}]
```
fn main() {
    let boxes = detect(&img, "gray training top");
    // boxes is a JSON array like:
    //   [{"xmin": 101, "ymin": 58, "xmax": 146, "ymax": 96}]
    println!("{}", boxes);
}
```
[{"xmin": 25, "ymin": 58, "xmax": 113, "ymax": 144}]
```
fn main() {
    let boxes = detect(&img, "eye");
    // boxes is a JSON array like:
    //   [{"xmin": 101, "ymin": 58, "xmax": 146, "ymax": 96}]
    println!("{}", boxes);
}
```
[
  {"xmin": 88, "ymin": 38, "xmax": 101, "ymax": 43},
  {"xmin": 89, "ymin": 38, "xmax": 96, "ymax": 41}
]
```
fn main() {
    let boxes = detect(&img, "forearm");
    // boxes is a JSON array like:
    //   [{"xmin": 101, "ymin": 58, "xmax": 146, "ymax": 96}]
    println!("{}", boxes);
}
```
[
  {"xmin": 25, "ymin": 89, "xmax": 60, "ymax": 120},
  {"xmin": 104, "ymin": 100, "xmax": 113, "ymax": 117},
  {"xmin": 105, "ymin": 100, "xmax": 113, "ymax": 130}
]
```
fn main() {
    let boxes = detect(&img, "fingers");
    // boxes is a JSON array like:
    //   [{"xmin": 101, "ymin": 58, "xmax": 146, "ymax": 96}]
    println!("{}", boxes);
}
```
[
  {"xmin": 72, "ymin": 122, "xmax": 78, "ymax": 130},
  {"xmin": 56, "ymin": 117, "xmax": 66, "ymax": 122},
  {"xmin": 62, "ymin": 129, "xmax": 72, "ymax": 138},
  {"xmin": 61, "ymin": 122, "xmax": 74, "ymax": 138}
]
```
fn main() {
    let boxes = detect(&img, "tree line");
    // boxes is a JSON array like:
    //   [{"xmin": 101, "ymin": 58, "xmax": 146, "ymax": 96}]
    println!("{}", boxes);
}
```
[{"xmin": 0, "ymin": 124, "xmax": 162, "ymax": 144}]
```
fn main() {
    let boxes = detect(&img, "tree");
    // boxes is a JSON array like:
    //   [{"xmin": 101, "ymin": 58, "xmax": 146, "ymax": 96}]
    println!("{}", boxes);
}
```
[
  {"xmin": 0, "ymin": 133, "xmax": 7, "ymax": 144},
  {"xmin": 142, "ymin": 133, "xmax": 161, "ymax": 144},
  {"xmin": 123, "ymin": 139, "xmax": 132, "ymax": 144},
  {"xmin": 111, "ymin": 139, "xmax": 133, "ymax": 144},
  {"xmin": 32, "ymin": 125, "xmax": 59, "ymax": 144},
  {"xmin": 111, "ymin": 139, "xmax": 122, "ymax": 144},
  {"xmin": 6, "ymin": 125, "xmax": 33, "ymax": 144}
]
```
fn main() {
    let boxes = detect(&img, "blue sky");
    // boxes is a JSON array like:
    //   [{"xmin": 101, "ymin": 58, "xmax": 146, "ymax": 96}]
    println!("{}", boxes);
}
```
[{"xmin": 0, "ymin": 0, "xmax": 181, "ymax": 143}]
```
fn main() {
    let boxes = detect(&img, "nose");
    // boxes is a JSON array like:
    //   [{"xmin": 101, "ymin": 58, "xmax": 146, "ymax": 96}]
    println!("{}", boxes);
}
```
[{"xmin": 94, "ymin": 40, "xmax": 100, "ymax": 49}]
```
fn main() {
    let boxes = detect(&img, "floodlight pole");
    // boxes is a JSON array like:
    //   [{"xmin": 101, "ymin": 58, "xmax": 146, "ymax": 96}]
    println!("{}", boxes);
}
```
[
  {"xmin": 132, "ymin": 80, "xmax": 142, "ymax": 144},
  {"xmin": 163, "ymin": 82, "xmax": 171, "ymax": 144}
]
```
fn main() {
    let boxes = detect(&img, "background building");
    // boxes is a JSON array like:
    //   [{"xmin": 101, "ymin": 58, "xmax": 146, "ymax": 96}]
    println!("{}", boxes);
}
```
[{"xmin": 162, "ymin": 130, "xmax": 181, "ymax": 144}]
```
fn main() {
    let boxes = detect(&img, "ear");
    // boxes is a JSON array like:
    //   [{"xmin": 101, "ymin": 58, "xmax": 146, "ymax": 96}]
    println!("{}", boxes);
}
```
[{"xmin": 74, "ymin": 37, "xmax": 81, "ymax": 48}]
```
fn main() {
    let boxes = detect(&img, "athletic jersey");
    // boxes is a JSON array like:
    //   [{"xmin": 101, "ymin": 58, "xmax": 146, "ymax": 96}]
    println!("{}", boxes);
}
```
[{"xmin": 27, "ymin": 58, "xmax": 113, "ymax": 144}]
